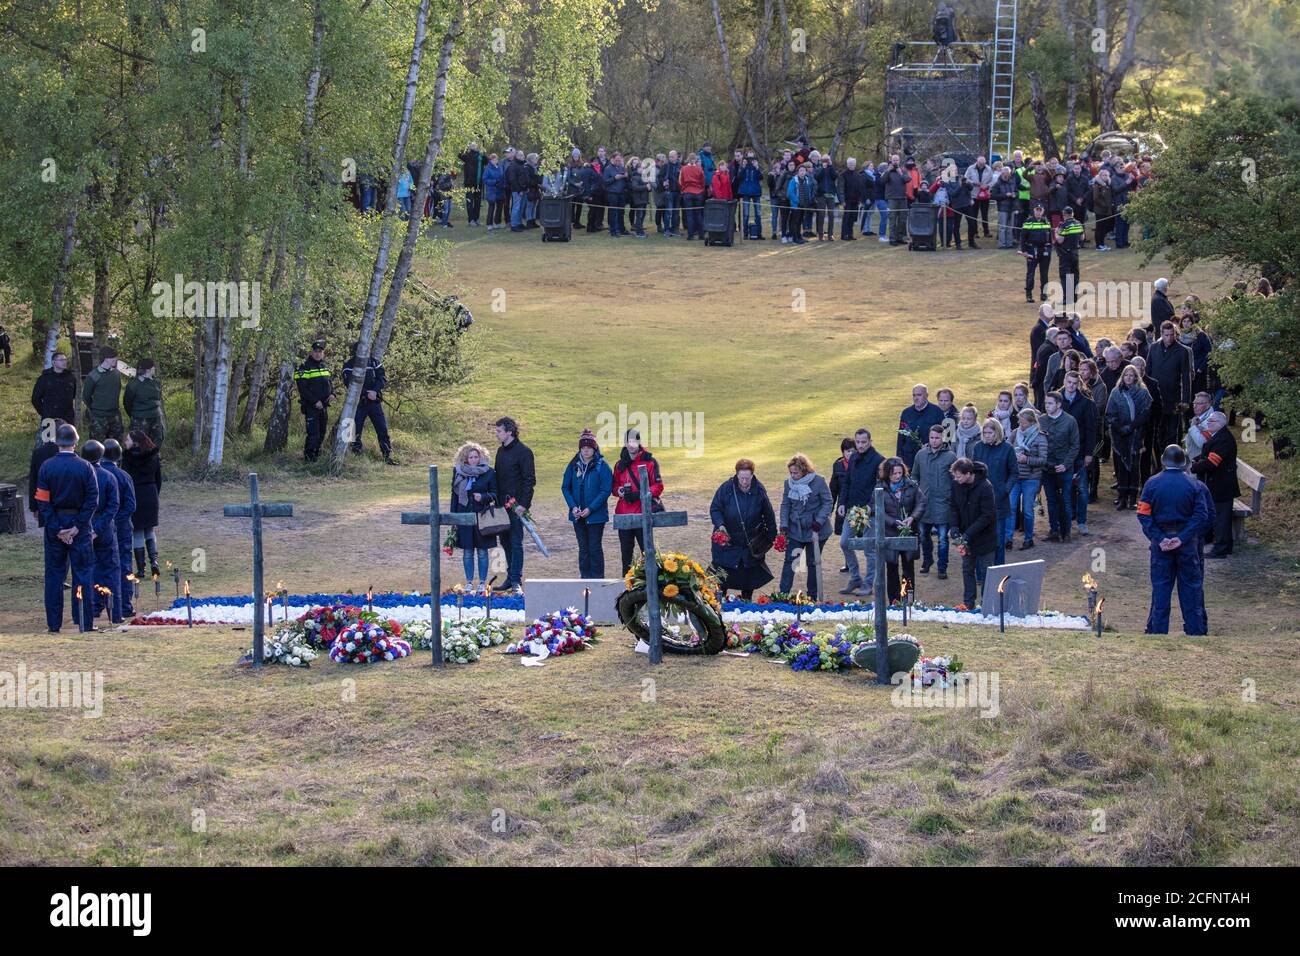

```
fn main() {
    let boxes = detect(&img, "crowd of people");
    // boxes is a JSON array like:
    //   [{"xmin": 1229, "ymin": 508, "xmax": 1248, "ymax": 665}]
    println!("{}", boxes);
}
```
[
  {"xmin": 420, "ymin": 281, "xmax": 1236, "ymax": 635},
  {"xmin": 349, "ymin": 141, "xmax": 1157, "ymax": 255}
]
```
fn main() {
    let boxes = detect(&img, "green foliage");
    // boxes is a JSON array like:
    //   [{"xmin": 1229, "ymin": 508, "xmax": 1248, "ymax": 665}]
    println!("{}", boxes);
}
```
[{"xmin": 1204, "ymin": 290, "xmax": 1300, "ymax": 446}]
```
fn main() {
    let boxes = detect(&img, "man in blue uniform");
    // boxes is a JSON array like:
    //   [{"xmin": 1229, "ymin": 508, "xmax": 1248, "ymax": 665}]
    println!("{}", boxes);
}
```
[
  {"xmin": 34, "ymin": 424, "xmax": 98, "ymax": 633},
  {"xmin": 102, "ymin": 439, "xmax": 138, "ymax": 617},
  {"xmin": 1137, "ymin": 445, "xmax": 1212, "ymax": 635},
  {"xmin": 82, "ymin": 440, "xmax": 122, "ymax": 624}
]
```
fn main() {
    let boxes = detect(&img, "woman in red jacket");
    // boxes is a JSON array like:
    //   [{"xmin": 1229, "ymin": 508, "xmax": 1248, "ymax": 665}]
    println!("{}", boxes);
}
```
[
  {"xmin": 679, "ymin": 154, "xmax": 707, "ymax": 240},
  {"xmin": 611, "ymin": 428, "xmax": 664, "ymax": 574}
]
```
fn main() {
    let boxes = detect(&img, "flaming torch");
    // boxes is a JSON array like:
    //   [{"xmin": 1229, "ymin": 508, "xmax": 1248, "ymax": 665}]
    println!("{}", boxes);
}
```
[
  {"xmin": 184, "ymin": 579, "xmax": 193, "ymax": 628},
  {"xmin": 265, "ymin": 595, "xmax": 274, "ymax": 628},
  {"xmin": 583, "ymin": 586, "xmax": 591, "ymax": 620},
  {"xmin": 94, "ymin": 583, "xmax": 113, "ymax": 623},
  {"xmin": 794, "ymin": 589, "xmax": 805, "ymax": 625},
  {"xmin": 171, "ymin": 563, "xmax": 180, "ymax": 600},
  {"xmin": 152, "ymin": 567, "xmax": 161, "ymax": 599},
  {"xmin": 453, "ymin": 583, "xmax": 464, "ymax": 621},
  {"xmin": 277, "ymin": 581, "xmax": 288, "ymax": 622},
  {"xmin": 366, "ymin": 585, "xmax": 374, "ymax": 615},
  {"xmin": 1094, "ymin": 597, "xmax": 1105, "ymax": 639},
  {"xmin": 74, "ymin": 584, "xmax": 84, "ymax": 628},
  {"xmin": 485, "ymin": 575, "xmax": 499, "ymax": 621},
  {"xmin": 998, "ymin": 575, "xmax": 1011, "ymax": 634},
  {"xmin": 900, "ymin": 578, "xmax": 910, "ymax": 625}
]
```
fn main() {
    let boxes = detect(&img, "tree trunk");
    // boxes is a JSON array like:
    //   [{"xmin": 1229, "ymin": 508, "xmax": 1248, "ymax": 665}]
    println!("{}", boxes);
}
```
[
  {"xmin": 240, "ymin": 230, "xmax": 285, "ymax": 435},
  {"xmin": 1028, "ymin": 71, "xmax": 1060, "ymax": 160},
  {"xmin": 1059, "ymin": 0, "xmax": 1078, "ymax": 156},
  {"xmin": 776, "ymin": 0, "xmax": 809, "ymax": 144},
  {"xmin": 42, "ymin": 206, "xmax": 80, "ymax": 368},
  {"xmin": 1097, "ymin": 0, "xmax": 1144, "ymax": 133},
  {"xmin": 328, "ymin": 0, "xmax": 440, "ymax": 472},
  {"xmin": 371, "ymin": 10, "xmax": 462, "ymax": 368},
  {"xmin": 711, "ymin": 0, "xmax": 768, "ymax": 165},
  {"xmin": 265, "ymin": 1, "xmax": 327, "ymax": 454}
]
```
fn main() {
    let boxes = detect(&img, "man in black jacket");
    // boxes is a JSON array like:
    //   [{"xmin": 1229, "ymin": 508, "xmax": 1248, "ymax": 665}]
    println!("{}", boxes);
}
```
[
  {"xmin": 1150, "ymin": 277, "xmax": 1175, "ymax": 328},
  {"xmin": 459, "ymin": 143, "xmax": 484, "ymax": 225},
  {"xmin": 27, "ymin": 418, "xmax": 64, "ymax": 526},
  {"xmin": 837, "ymin": 159, "xmax": 866, "ymax": 240},
  {"xmin": 1190, "ymin": 412, "xmax": 1240, "ymax": 558},
  {"xmin": 948, "ymin": 458, "xmax": 998, "ymax": 610},
  {"xmin": 31, "ymin": 351, "xmax": 77, "ymax": 443},
  {"xmin": 493, "ymin": 416, "xmax": 536, "ymax": 593},
  {"xmin": 1060, "ymin": 370, "xmax": 1098, "ymax": 535},
  {"xmin": 1028, "ymin": 304, "xmax": 1055, "ymax": 381},
  {"xmin": 343, "ymin": 343, "xmax": 395, "ymax": 465},
  {"xmin": 836, "ymin": 428, "xmax": 883, "ymax": 596},
  {"xmin": 294, "ymin": 339, "xmax": 332, "ymax": 462},
  {"xmin": 1146, "ymin": 320, "xmax": 1193, "ymax": 450}
]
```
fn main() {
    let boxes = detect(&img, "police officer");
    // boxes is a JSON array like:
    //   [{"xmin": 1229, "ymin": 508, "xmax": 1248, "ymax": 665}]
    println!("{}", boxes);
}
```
[
  {"xmin": 102, "ymin": 439, "xmax": 138, "ymax": 617},
  {"xmin": 343, "ymin": 342, "xmax": 397, "ymax": 465},
  {"xmin": 294, "ymin": 339, "xmax": 332, "ymax": 461},
  {"xmin": 1137, "ymin": 445, "xmax": 1212, "ymax": 635},
  {"xmin": 82, "ymin": 440, "xmax": 122, "ymax": 623},
  {"xmin": 1020, "ymin": 201, "xmax": 1052, "ymax": 303},
  {"xmin": 34, "ymin": 424, "xmax": 98, "ymax": 633},
  {"xmin": 1055, "ymin": 205, "xmax": 1083, "ymax": 304}
]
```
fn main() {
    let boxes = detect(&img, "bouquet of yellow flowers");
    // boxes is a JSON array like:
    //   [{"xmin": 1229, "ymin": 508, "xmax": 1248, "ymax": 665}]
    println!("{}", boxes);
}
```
[{"xmin": 624, "ymin": 550, "xmax": 724, "ymax": 617}]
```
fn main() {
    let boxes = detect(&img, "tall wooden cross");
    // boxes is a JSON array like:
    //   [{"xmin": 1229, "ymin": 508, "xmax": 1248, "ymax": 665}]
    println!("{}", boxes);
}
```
[
  {"xmin": 841, "ymin": 486, "xmax": 921, "ymax": 684},
  {"xmin": 222, "ymin": 473, "xmax": 294, "ymax": 667},
  {"xmin": 401, "ymin": 465, "xmax": 475, "ymax": 666},
  {"xmin": 611, "ymin": 468, "xmax": 688, "ymax": 664}
]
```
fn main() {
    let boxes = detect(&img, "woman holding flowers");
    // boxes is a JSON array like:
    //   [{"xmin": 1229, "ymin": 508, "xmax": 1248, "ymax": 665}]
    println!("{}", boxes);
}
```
[
  {"xmin": 450, "ymin": 442, "xmax": 499, "ymax": 590},
  {"xmin": 877, "ymin": 457, "xmax": 924, "ymax": 603},
  {"xmin": 611, "ymin": 428, "xmax": 664, "ymax": 575},
  {"xmin": 561, "ymin": 428, "xmax": 614, "ymax": 579},
  {"xmin": 777, "ymin": 454, "xmax": 833, "ymax": 601},
  {"xmin": 708, "ymin": 459, "xmax": 776, "ymax": 600}
]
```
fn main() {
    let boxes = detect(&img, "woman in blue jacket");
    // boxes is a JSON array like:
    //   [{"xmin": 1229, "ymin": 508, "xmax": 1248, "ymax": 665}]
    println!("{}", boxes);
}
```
[
  {"xmin": 970, "ymin": 418, "xmax": 1017, "ymax": 564},
  {"xmin": 561, "ymin": 429, "xmax": 614, "ymax": 579},
  {"xmin": 450, "ymin": 441, "xmax": 499, "ymax": 590},
  {"xmin": 482, "ymin": 153, "xmax": 505, "ymax": 230}
]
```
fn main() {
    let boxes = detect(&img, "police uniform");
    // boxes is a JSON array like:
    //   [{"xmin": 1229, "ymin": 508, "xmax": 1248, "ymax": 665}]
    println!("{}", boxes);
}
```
[
  {"xmin": 294, "ymin": 344, "xmax": 332, "ymax": 461},
  {"xmin": 1020, "ymin": 211, "xmax": 1052, "ymax": 301},
  {"xmin": 35, "ymin": 448, "xmax": 98, "ymax": 632},
  {"xmin": 104, "ymin": 458, "xmax": 138, "ymax": 616},
  {"xmin": 89, "ymin": 460, "xmax": 122, "ymax": 622},
  {"xmin": 1137, "ymin": 466, "xmax": 1212, "ymax": 635},
  {"xmin": 342, "ymin": 352, "xmax": 392, "ymax": 460},
  {"xmin": 1056, "ymin": 213, "xmax": 1083, "ymax": 302}
]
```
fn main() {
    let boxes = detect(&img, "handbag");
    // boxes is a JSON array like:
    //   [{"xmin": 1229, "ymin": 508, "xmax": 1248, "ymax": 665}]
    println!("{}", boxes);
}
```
[
  {"xmin": 732, "ymin": 485, "xmax": 772, "ymax": 560},
  {"xmin": 476, "ymin": 505, "xmax": 511, "ymax": 536}
]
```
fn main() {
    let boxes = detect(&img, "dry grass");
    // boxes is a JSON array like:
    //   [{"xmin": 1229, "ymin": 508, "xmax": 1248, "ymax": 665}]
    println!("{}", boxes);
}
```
[{"xmin": 1, "ymin": 621, "xmax": 1296, "ymax": 865}]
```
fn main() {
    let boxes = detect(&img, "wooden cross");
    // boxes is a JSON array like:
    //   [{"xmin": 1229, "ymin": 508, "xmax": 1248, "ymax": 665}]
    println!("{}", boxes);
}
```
[
  {"xmin": 401, "ymin": 465, "xmax": 476, "ymax": 666},
  {"xmin": 841, "ymin": 486, "xmax": 921, "ymax": 684},
  {"xmin": 222, "ymin": 473, "xmax": 294, "ymax": 667},
  {"xmin": 611, "ymin": 468, "xmax": 688, "ymax": 664}
]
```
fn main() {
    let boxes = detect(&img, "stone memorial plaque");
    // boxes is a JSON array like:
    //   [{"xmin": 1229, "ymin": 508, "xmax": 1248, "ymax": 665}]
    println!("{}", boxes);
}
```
[
  {"xmin": 980, "ymin": 559, "xmax": 1046, "ymax": 618},
  {"xmin": 524, "ymin": 578, "xmax": 624, "ymax": 624}
]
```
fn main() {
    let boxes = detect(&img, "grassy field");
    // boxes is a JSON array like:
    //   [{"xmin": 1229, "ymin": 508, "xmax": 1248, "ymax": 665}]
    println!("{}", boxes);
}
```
[{"xmin": 1, "ymin": 229, "xmax": 1298, "ymax": 865}]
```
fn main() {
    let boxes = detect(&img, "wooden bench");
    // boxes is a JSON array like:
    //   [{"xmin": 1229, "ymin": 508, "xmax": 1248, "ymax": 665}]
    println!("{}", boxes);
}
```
[{"xmin": 1232, "ymin": 460, "xmax": 1266, "ymax": 539}]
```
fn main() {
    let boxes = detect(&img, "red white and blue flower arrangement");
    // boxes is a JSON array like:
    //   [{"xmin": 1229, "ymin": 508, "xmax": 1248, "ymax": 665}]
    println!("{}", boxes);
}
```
[
  {"xmin": 730, "ymin": 621, "xmax": 854, "ymax": 672},
  {"xmin": 506, "ymin": 608, "xmax": 598, "ymax": 659},
  {"xmin": 328, "ymin": 619, "xmax": 412, "ymax": 664}
]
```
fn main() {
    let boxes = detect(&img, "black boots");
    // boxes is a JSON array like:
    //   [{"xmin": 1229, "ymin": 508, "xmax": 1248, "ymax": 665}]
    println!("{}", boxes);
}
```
[
  {"xmin": 145, "ymin": 537, "xmax": 160, "ymax": 577},
  {"xmin": 134, "ymin": 547, "xmax": 147, "ymax": 577}
]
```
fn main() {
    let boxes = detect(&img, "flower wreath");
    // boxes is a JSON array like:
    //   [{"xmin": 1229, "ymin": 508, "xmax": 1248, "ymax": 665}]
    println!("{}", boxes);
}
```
[
  {"xmin": 740, "ymin": 620, "xmax": 817, "ymax": 658},
  {"xmin": 405, "ymin": 618, "xmax": 513, "ymax": 663},
  {"xmin": 838, "ymin": 624, "xmax": 924, "ymax": 676},
  {"xmin": 507, "ymin": 608, "xmax": 596, "ymax": 658},
  {"xmin": 252, "ymin": 628, "xmax": 319, "ymax": 668},
  {"xmin": 328, "ymin": 619, "xmax": 412, "ymax": 664},
  {"xmin": 298, "ymin": 604, "xmax": 363, "ymax": 648},
  {"xmin": 617, "ymin": 551, "xmax": 728, "ymax": 655}
]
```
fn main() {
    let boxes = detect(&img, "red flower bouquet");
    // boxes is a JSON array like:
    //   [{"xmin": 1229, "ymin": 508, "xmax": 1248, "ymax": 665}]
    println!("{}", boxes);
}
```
[
  {"xmin": 711, "ymin": 529, "xmax": 731, "ymax": 546},
  {"xmin": 773, "ymin": 533, "xmax": 788, "ymax": 553}
]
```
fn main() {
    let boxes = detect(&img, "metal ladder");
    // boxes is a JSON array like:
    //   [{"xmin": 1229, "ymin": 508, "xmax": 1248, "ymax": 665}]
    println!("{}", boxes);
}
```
[{"xmin": 989, "ymin": 0, "xmax": 1018, "ymax": 160}]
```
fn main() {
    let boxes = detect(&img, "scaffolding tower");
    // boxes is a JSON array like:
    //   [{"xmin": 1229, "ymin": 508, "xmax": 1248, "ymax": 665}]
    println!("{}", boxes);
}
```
[{"xmin": 884, "ymin": 41, "xmax": 992, "ymax": 163}]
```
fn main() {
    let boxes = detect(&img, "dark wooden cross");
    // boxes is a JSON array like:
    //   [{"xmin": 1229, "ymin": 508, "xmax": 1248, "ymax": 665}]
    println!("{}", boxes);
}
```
[
  {"xmin": 401, "ymin": 464, "xmax": 475, "ymax": 666},
  {"xmin": 611, "ymin": 468, "xmax": 688, "ymax": 664},
  {"xmin": 841, "ymin": 486, "xmax": 921, "ymax": 684},
  {"xmin": 222, "ymin": 473, "xmax": 294, "ymax": 667}
]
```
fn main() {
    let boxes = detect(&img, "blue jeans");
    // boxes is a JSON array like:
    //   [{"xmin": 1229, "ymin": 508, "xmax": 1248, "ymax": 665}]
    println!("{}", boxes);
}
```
[
  {"xmin": 398, "ymin": 195, "xmax": 413, "ymax": 219},
  {"xmin": 510, "ymin": 192, "xmax": 525, "ymax": 228},
  {"xmin": 525, "ymin": 196, "xmax": 537, "ymax": 223},
  {"xmin": 1114, "ymin": 208, "xmax": 1130, "ymax": 247},
  {"xmin": 607, "ymin": 197, "xmax": 626, "ymax": 235},
  {"xmin": 1073, "ymin": 460, "xmax": 1090, "ymax": 527},
  {"xmin": 573, "ymin": 520, "xmax": 606, "ymax": 579},
  {"xmin": 920, "ymin": 522, "xmax": 949, "ymax": 573},
  {"xmin": 682, "ymin": 194, "xmax": 704, "ymax": 237},
  {"xmin": 1010, "ymin": 478, "xmax": 1041, "ymax": 542},
  {"xmin": 461, "ymin": 547, "xmax": 490, "ymax": 584},
  {"xmin": 1043, "ymin": 467, "xmax": 1074, "ymax": 537},
  {"xmin": 741, "ymin": 196, "xmax": 763, "ymax": 235},
  {"xmin": 770, "ymin": 197, "xmax": 780, "ymax": 233},
  {"xmin": 439, "ymin": 198, "xmax": 452, "ymax": 225},
  {"xmin": 662, "ymin": 192, "xmax": 679, "ymax": 233},
  {"xmin": 993, "ymin": 512, "xmax": 1007, "ymax": 566}
]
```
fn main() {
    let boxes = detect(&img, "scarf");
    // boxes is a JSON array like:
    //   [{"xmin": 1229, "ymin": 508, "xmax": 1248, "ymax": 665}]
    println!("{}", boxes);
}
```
[
  {"xmin": 889, "ymin": 478, "xmax": 905, "ymax": 494},
  {"xmin": 1014, "ymin": 424, "xmax": 1040, "ymax": 457},
  {"xmin": 1118, "ymin": 386, "xmax": 1135, "ymax": 424},
  {"xmin": 954, "ymin": 421, "xmax": 982, "ymax": 457},
  {"xmin": 453, "ymin": 461, "xmax": 489, "ymax": 506},
  {"xmin": 786, "ymin": 471, "xmax": 816, "ymax": 501}
]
